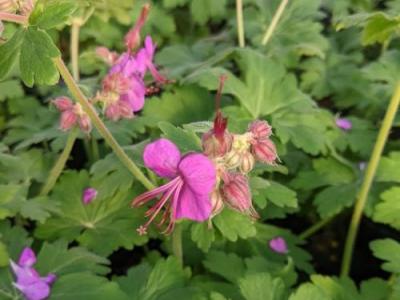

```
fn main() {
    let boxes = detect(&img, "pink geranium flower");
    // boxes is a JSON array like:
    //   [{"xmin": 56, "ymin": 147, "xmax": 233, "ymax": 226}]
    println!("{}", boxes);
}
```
[
  {"xmin": 269, "ymin": 237, "xmax": 288, "ymax": 254},
  {"xmin": 10, "ymin": 247, "xmax": 56, "ymax": 300},
  {"xmin": 131, "ymin": 138, "xmax": 216, "ymax": 235}
]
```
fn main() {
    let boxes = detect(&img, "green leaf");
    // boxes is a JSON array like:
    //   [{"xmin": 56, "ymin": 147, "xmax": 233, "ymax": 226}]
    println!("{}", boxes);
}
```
[
  {"xmin": 376, "ymin": 152, "xmax": 400, "ymax": 183},
  {"xmin": 213, "ymin": 209, "xmax": 257, "ymax": 242},
  {"xmin": 289, "ymin": 283, "xmax": 326, "ymax": 300},
  {"xmin": 191, "ymin": 222, "xmax": 215, "ymax": 252},
  {"xmin": 190, "ymin": 0, "xmax": 227, "ymax": 25},
  {"xmin": 203, "ymin": 251, "xmax": 245, "ymax": 283},
  {"xmin": 0, "ymin": 80, "xmax": 24, "ymax": 101},
  {"xmin": 35, "ymin": 171, "xmax": 148, "ymax": 256},
  {"xmin": 309, "ymin": 275, "xmax": 361, "ymax": 300},
  {"xmin": 0, "ymin": 28, "xmax": 24, "ymax": 80},
  {"xmin": 142, "ymin": 86, "xmax": 213, "ymax": 125},
  {"xmin": 373, "ymin": 187, "xmax": 400, "ymax": 230},
  {"xmin": 158, "ymin": 121, "xmax": 202, "ymax": 152},
  {"xmin": 20, "ymin": 196, "xmax": 60, "ymax": 223},
  {"xmin": 360, "ymin": 278, "xmax": 391, "ymax": 300},
  {"xmin": 239, "ymin": 273, "xmax": 285, "ymax": 300},
  {"xmin": 35, "ymin": 240, "xmax": 110, "ymax": 276},
  {"xmin": 20, "ymin": 27, "xmax": 60, "ymax": 87},
  {"xmin": 0, "ymin": 221, "xmax": 32, "ymax": 262},
  {"xmin": 337, "ymin": 12, "xmax": 400, "ymax": 45},
  {"xmin": 263, "ymin": 181, "xmax": 298, "ymax": 208},
  {"xmin": 313, "ymin": 158, "xmax": 355, "ymax": 185},
  {"xmin": 370, "ymin": 239, "xmax": 400, "ymax": 273},
  {"xmin": 0, "ymin": 184, "xmax": 27, "ymax": 219},
  {"xmin": 314, "ymin": 184, "xmax": 357, "ymax": 218},
  {"xmin": 49, "ymin": 272, "xmax": 128, "ymax": 300},
  {"xmin": 30, "ymin": 0, "xmax": 77, "ymax": 29},
  {"xmin": 116, "ymin": 257, "xmax": 185, "ymax": 300}
]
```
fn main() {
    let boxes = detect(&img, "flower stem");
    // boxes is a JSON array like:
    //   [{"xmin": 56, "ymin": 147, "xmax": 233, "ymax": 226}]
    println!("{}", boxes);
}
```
[
  {"xmin": 299, "ymin": 215, "xmax": 335, "ymax": 240},
  {"xmin": 261, "ymin": 0, "xmax": 288, "ymax": 46},
  {"xmin": 236, "ymin": 0, "xmax": 245, "ymax": 48},
  {"xmin": 340, "ymin": 81, "xmax": 400, "ymax": 277},
  {"xmin": 70, "ymin": 20, "xmax": 81, "ymax": 81},
  {"xmin": 172, "ymin": 224, "xmax": 183, "ymax": 265},
  {"xmin": 0, "ymin": 12, "xmax": 27, "ymax": 25},
  {"xmin": 53, "ymin": 57, "xmax": 155, "ymax": 190},
  {"xmin": 39, "ymin": 129, "xmax": 78, "ymax": 196}
]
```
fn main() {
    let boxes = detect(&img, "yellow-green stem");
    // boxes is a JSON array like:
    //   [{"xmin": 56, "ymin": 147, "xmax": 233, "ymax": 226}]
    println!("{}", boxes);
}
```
[
  {"xmin": 340, "ymin": 81, "xmax": 400, "ymax": 277},
  {"xmin": 299, "ymin": 215, "xmax": 335, "ymax": 240},
  {"xmin": 261, "ymin": 0, "xmax": 289, "ymax": 46},
  {"xmin": 172, "ymin": 224, "xmax": 183, "ymax": 265},
  {"xmin": 53, "ymin": 57, "xmax": 155, "ymax": 190},
  {"xmin": 70, "ymin": 20, "xmax": 80, "ymax": 81},
  {"xmin": 236, "ymin": 0, "xmax": 245, "ymax": 48},
  {"xmin": 39, "ymin": 129, "xmax": 78, "ymax": 196}
]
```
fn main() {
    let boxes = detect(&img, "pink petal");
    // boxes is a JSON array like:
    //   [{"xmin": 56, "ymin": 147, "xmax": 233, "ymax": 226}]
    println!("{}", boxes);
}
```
[
  {"xmin": 14, "ymin": 281, "xmax": 51, "ymax": 300},
  {"xmin": 144, "ymin": 36, "xmax": 156, "ymax": 59},
  {"xmin": 178, "ymin": 153, "xmax": 216, "ymax": 195},
  {"xmin": 10, "ymin": 261, "xmax": 40, "ymax": 286},
  {"xmin": 143, "ymin": 139, "xmax": 181, "ymax": 178},
  {"xmin": 174, "ymin": 184, "xmax": 212, "ymax": 221},
  {"xmin": 82, "ymin": 188, "xmax": 98, "ymax": 205},
  {"xmin": 42, "ymin": 273, "xmax": 57, "ymax": 285},
  {"xmin": 18, "ymin": 248, "xmax": 36, "ymax": 267}
]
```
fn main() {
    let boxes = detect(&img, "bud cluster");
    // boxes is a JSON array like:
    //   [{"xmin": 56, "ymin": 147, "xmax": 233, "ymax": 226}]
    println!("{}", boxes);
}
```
[
  {"xmin": 52, "ymin": 97, "xmax": 91, "ymax": 133},
  {"xmin": 203, "ymin": 118, "xmax": 278, "ymax": 220}
]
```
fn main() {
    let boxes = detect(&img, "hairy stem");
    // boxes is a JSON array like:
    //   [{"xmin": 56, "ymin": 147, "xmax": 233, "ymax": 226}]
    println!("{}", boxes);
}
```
[
  {"xmin": 0, "ymin": 12, "xmax": 27, "ymax": 25},
  {"xmin": 340, "ymin": 81, "xmax": 400, "ymax": 277},
  {"xmin": 236, "ymin": 0, "xmax": 245, "ymax": 48},
  {"xmin": 299, "ymin": 215, "xmax": 335, "ymax": 240},
  {"xmin": 39, "ymin": 129, "xmax": 78, "ymax": 196},
  {"xmin": 70, "ymin": 20, "xmax": 81, "ymax": 81},
  {"xmin": 172, "ymin": 224, "xmax": 183, "ymax": 265},
  {"xmin": 261, "ymin": 0, "xmax": 289, "ymax": 46},
  {"xmin": 53, "ymin": 57, "xmax": 155, "ymax": 190}
]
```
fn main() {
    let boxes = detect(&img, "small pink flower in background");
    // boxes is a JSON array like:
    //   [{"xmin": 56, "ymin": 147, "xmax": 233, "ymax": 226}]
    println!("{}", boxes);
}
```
[
  {"xmin": 248, "ymin": 120, "xmax": 278, "ymax": 165},
  {"xmin": 269, "ymin": 237, "xmax": 288, "ymax": 254},
  {"xmin": 336, "ymin": 118, "xmax": 352, "ymax": 131},
  {"xmin": 82, "ymin": 188, "xmax": 98, "ymax": 205},
  {"xmin": 10, "ymin": 247, "xmax": 56, "ymax": 300},
  {"xmin": 53, "ymin": 97, "xmax": 92, "ymax": 133},
  {"xmin": 248, "ymin": 120, "xmax": 272, "ymax": 140},
  {"xmin": 131, "ymin": 138, "xmax": 216, "ymax": 235}
]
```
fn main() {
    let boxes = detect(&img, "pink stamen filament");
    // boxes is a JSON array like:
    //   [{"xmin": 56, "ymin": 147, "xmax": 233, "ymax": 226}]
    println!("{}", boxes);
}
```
[{"xmin": 131, "ymin": 177, "xmax": 180, "ymax": 207}]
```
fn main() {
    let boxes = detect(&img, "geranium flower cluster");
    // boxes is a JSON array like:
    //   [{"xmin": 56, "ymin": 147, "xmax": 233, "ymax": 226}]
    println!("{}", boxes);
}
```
[
  {"xmin": 132, "ymin": 77, "xmax": 278, "ymax": 235},
  {"xmin": 10, "ymin": 247, "xmax": 56, "ymax": 300},
  {"xmin": 52, "ymin": 4, "xmax": 168, "ymax": 132}
]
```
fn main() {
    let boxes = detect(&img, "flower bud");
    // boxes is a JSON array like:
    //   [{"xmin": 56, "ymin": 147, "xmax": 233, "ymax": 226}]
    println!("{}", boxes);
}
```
[
  {"xmin": 222, "ymin": 173, "xmax": 252, "ymax": 213},
  {"xmin": 59, "ymin": 110, "xmax": 77, "ymax": 131},
  {"xmin": 52, "ymin": 96, "xmax": 73, "ymax": 111},
  {"xmin": 336, "ymin": 118, "xmax": 352, "ymax": 131},
  {"xmin": 202, "ymin": 130, "xmax": 233, "ymax": 158},
  {"xmin": 248, "ymin": 120, "xmax": 272, "ymax": 139},
  {"xmin": 0, "ymin": 0, "xmax": 17, "ymax": 13},
  {"xmin": 251, "ymin": 138, "xmax": 277, "ymax": 165},
  {"xmin": 96, "ymin": 47, "xmax": 119, "ymax": 66},
  {"xmin": 82, "ymin": 187, "xmax": 98, "ymax": 205},
  {"xmin": 224, "ymin": 149, "xmax": 242, "ymax": 169},
  {"xmin": 78, "ymin": 114, "xmax": 92, "ymax": 133},
  {"xmin": 269, "ymin": 236, "xmax": 288, "ymax": 254},
  {"xmin": 240, "ymin": 152, "xmax": 255, "ymax": 173},
  {"xmin": 210, "ymin": 189, "xmax": 224, "ymax": 217},
  {"xmin": 124, "ymin": 4, "xmax": 150, "ymax": 51},
  {"xmin": 19, "ymin": 0, "xmax": 35, "ymax": 16}
]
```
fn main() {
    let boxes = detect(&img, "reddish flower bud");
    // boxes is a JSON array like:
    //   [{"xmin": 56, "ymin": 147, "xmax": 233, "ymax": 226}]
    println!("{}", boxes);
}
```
[
  {"xmin": 202, "ymin": 130, "xmax": 233, "ymax": 157},
  {"xmin": 19, "ymin": 0, "xmax": 35, "ymax": 16},
  {"xmin": 222, "ymin": 173, "xmax": 259, "ymax": 218},
  {"xmin": 240, "ymin": 152, "xmax": 255, "ymax": 173},
  {"xmin": 102, "ymin": 72, "xmax": 130, "ymax": 94},
  {"xmin": 52, "ymin": 96, "xmax": 73, "ymax": 112},
  {"xmin": 224, "ymin": 149, "xmax": 242, "ymax": 169},
  {"xmin": 248, "ymin": 120, "xmax": 272, "ymax": 140},
  {"xmin": 78, "ymin": 114, "xmax": 92, "ymax": 133},
  {"xmin": 125, "ymin": 4, "xmax": 150, "ymax": 51},
  {"xmin": 96, "ymin": 47, "xmax": 119, "ymax": 66},
  {"xmin": 0, "ymin": 0, "xmax": 17, "ymax": 13},
  {"xmin": 251, "ymin": 138, "xmax": 277, "ymax": 165},
  {"xmin": 59, "ymin": 110, "xmax": 77, "ymax": 131}
]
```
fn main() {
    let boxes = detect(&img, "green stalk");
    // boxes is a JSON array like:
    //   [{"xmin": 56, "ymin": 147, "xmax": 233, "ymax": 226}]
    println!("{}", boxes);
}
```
[
  {"xmin": 172, "ymin": 224, "xmax": 183, "ymax": 265},
  {"xmin": 261, "ymin": 0, "xmax": 289, "ymax": 46},
  {"xmin": 299, "ymin": 215, "xmax": 335, "ymax": 240},
  {"xmin": 39, "ymin": 129, "xmax": 78, "ymax": 196},
  {"xmin": 236, "ymin": 0, "xmax": 245, "ymax": 48},
  {"xmin": 340, "ymin": 81, "xmax": 400, "ymax": 277},
  {"xmin": 70, "ymin": 20, "xmax": 81, "ymax": 81},
  {"xmin": 53, "ymin": 57, "xmax": 155, "ymax": 190}
]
